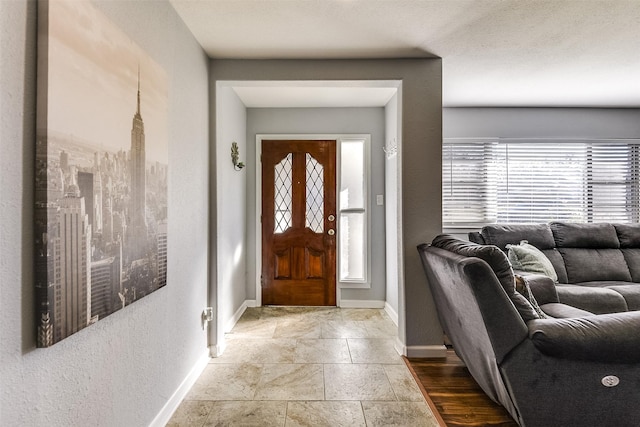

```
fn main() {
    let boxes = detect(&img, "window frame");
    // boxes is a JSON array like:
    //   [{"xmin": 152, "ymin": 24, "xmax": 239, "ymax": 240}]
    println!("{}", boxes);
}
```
[{"xmin": 337, "ymin": 136, "xmax": 371, "ymax": 288}]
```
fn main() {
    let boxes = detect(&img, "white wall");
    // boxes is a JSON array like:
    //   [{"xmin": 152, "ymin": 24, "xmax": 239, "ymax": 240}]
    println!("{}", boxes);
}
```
[
  {"xmin": 444, "ymin": 108, "xmax": 640, "ymax": 138},
  {"xmin": 0, "ymin": 1, "xmax": 210, "ymax": 425},
  {"xmin": 384, "ymin": 93, "xmax": 400, "ymax": 318},
  {"xmin": 215, "ymin": 85, "xmax": 248, "ymax": 352},
  {"xmin": 245, "ymin": 107, "xmax": 386, "ymax": 303}
]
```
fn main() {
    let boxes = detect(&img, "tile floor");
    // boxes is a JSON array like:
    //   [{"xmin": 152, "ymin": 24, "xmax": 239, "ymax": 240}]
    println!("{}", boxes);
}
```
[{"xmin": 167, "ymin": 307, "xmax": 438, "ymax": 426}]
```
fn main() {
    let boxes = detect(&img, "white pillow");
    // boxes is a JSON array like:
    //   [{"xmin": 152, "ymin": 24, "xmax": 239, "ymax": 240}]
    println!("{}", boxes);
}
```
[{"xmin": 506, "ymin": 240, "xmax": 558, "ymax": 282}]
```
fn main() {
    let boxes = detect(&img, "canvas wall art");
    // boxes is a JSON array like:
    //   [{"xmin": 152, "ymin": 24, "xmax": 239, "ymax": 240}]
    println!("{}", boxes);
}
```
[{"xmin": 35, "ymin": 0, "xmax": 169, "ymax": 347}]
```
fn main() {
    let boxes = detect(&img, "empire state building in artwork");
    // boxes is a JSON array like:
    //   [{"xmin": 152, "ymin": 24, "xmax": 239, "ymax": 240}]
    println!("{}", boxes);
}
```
[{"xmin": 127, "ymin": 71, "xmax": 148, "ymax": 261}]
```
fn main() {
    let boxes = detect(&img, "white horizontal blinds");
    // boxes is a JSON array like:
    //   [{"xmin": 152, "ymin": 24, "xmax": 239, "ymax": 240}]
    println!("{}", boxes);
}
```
[
  {"xmin": 588, "ymin": 143, "xmax": 640, "ymax": 222},
  {"xmin": 497, "ymin": 141, "xmax": 587, "ymax": 223},
  {"xmin": 443, "ymin": 139, "xmax": 640, "ymax": 228},
  {"xmin": 442, "ymin": 140, "xmax": 498, "ymax": 227}
]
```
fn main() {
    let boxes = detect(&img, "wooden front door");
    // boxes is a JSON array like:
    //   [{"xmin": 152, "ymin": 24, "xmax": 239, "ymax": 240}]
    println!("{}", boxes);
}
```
[{"xmin": 261, "ymin": 140, "xmax": 337, "ymax": 306}]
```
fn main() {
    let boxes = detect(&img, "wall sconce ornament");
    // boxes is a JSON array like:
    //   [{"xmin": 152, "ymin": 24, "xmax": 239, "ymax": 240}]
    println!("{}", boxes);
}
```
[
  {"xmin": 383, "ymin": 138, "xmax": 397, "ymax": 159},
  {"xmin": 231, "ymin": 141, "xmax": 245, "ymax": 170}
]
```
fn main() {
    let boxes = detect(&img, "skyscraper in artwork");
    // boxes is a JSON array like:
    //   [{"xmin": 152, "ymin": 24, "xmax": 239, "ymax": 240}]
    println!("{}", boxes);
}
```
[
  {"xmin": 56, "ymin": 184, "xmax": 92, "ymax": 341},
  {"xmin": 127, "ymin": 69, "xmax": 148, "ymax": 261}
]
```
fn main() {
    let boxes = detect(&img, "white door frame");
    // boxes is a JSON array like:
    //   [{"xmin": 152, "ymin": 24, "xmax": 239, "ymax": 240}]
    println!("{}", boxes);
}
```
[{"xmin": 255, "ymin": 133, "xmax": 372, "ymax": 307}]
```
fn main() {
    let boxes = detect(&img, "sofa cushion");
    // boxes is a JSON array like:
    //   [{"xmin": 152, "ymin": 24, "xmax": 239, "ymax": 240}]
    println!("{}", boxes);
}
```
[
  {"xmin": 558, "ymin": 248, "xmax": 631, "ymax": 283},
  {"xmin": 539, "ymin": 303, "xmax": 594, "ymax": 318},
  {"xmin": 604, "ymin": 284, "xmax": 640, "ymax": 311},
  {"xmin": 551, "ymin": 222, "xmax": 620, "ymax": 248},
  {"xmin": 555, "ymin": 284, "xmax": 628, "ymax": 314},
  {"xmin": 431, "ymin": 235, "xmax": 541, "ymax": 321},
  {"xmin": 614, "ymin": 223, "xmax": 640, "ymax": 248},
  {"xmin": 481, "ymin": 224, "xmax": 556, "ymax": 251},
  {"xmin": 528, "ymin": 311, "xmax": 640, "ymax": 363},
  {"xmin": 507, "ymin": 241, "xmax": 558, "ymax": 282},
  {"xmin": 541, "ymin": 249, "xmax": 568, "ymax": 283},
  {"xmin": 621, "ymin": 248, "xmax": 640, "ymax": 282}
]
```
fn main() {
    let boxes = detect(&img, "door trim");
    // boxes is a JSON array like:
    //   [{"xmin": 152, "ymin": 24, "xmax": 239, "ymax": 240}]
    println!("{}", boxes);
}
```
[{"xmin": 255, "ymin": 134, "xmax": 371, "ymax": 307}]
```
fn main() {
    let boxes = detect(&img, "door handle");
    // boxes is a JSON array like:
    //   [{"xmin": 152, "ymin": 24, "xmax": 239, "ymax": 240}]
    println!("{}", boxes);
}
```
[
  {"xmin": 328, "ymin": 229, "xmax": 335, "ymax": 236},
  {"xmin": 328, "ymin": 214, "xmax": 335, "ymax": 221}
]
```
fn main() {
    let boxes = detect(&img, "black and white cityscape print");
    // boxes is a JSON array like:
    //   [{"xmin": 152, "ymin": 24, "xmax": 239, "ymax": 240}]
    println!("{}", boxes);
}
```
[{"xmin": 35, "ymin": 0, "xmax": 168, "ymax": 347}]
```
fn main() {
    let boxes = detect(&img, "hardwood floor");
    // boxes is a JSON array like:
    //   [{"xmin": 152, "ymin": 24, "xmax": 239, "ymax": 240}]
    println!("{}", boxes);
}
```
[{"xmin": 404, "ymin": 350, "xmax": 519, "ymax": 427}]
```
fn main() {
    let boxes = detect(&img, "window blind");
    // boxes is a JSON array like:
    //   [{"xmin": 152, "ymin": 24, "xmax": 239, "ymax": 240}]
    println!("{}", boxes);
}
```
[{"xmin": 443, "ymin": 139, "xmax": 640, "ymax": 228}]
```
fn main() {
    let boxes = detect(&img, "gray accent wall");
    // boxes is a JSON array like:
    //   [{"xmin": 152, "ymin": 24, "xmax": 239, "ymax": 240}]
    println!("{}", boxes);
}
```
[
  {"xmin": 1, "ymin": 1, "xmax": 210, "ymax": 425},
  {"xmin": 210, "ymin": 59, "xmax": 443, "ymax": 351},
  {"xmin": 246, "ymin": 107, "xmax": 387, "ymax": 302},
  {"xmin": 444, "ymin": 108, "xmax": 640, "ymax": 138}
]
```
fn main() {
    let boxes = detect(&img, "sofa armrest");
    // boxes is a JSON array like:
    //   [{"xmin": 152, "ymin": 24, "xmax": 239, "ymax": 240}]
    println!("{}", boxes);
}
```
[
  {"xmin": 515, "ymin": 273, "xmax": 559, "ymax": 304},
  {"xmin": 528, "ymin": 311, "xmax": 640, "ymax": 363}
]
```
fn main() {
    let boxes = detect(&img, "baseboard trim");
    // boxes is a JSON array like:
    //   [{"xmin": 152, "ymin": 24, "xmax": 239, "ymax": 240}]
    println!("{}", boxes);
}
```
[
  {"xmin": 406, "ymin": 344, "xmax": 448, "ymax": 358},
  {"xmin": 149, "ymin": 349, "xmax": 209, "ymax": 427},
  {"xmin": 224, "ymin": 299, "xmax": 257, "ymax": 333},
  {"xmin": 394, "ymin": 337, "xmax": 407, "ymax": 356},
  {"xmin": 339, "ymin": 299, "xmax": 385, "ymax": 309},
  {"xmin": 384, "ymin": 302, "xmax": 399, "ymax": 326}
]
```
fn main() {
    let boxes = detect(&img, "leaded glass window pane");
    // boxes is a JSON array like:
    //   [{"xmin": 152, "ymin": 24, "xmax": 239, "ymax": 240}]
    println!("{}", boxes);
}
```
[
  {"xmin": 274, "ymin": 153, "xmax": 292, "ymax": 233},
  {"xmin": 306, "ymin": 153, "xmax": 324, "ymax": 232}
]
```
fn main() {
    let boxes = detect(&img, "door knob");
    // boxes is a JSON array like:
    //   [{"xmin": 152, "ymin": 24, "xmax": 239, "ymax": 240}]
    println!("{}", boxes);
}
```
[
  {"xmin": 328, "ymin": 214, "xmax": 335, "ymax": 221},
  {"xmin": 328, "ymin": 229, "xmax": 335, "ymax": 236}
]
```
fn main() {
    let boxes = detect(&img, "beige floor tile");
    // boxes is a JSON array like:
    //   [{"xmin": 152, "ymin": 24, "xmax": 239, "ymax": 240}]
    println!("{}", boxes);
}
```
[
  {"xmin": 174, "ymin": 308, "xmax": 438, "ymax": 427},
  {"xmin": 166, "ymin": 400, "xmax": 213, "ymax": 427},
  {"xmin": 347, "ymin": 338, "xmax": 403, "ymax": 364},
  {"xmin": 340, "ymin": 308, "xmax": 384, "ymax": 321},
  {"xmin": 186, "ymin": 364, "xmax": 262, "ymax": 400},
  {"xmin": 209, "ymin": 338, "xmax": 296, "ymax": 364},
  {"xmin": 203, "ymin": 401, "xmax": 287, "ymax": 427},
  {"xmin": 364, "ymin": 319, "xmax": 398, "ymax": 338},
  {"xmin": 384, "ymin": 364, "xmax": 426, "ymax": 401},
  {"xmin": 294, "ymin": 339, "xmax": 351, "ymax": 363},
  {"xmin": 254, "ymin": 363, "xmax": 324, "ymax": 400},
  {"xmin": 285, "ymin": 401, "xmax": 366, "ymax": 427},
  {"xmin": 324, "ymin": 364, "xmax": 396, "ymax": 401},
  {"xmin": 321, "ymin": 320, "xmax": 370, "ymax": 338},
  {"xmin": 239, "ymin": 307, "xmax": 263, "ymax": 320},
  {"xmin": 273, "ymin": 318, "xmax": 322, "ymax": 338},
  {"xmin": 361, "ymin": 401, "xmax": 439, "ymax": 427},
  {"xmin": 226, "ymin": 317, "xmax": 278, "ymax": 339}
]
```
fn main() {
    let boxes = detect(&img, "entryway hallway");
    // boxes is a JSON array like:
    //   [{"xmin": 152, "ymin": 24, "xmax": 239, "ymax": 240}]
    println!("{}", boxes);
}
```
[{"xmin": 168, "ymin": 307, "xmax": 438, "ymax": 426}]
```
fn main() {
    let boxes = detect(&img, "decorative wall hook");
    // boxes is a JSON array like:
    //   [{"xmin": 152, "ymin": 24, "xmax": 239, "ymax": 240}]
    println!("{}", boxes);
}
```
[
  {"xmin": 383, "ymin": 138, "xmax": 397, "ymax": 159},
  {"xmin": 231, "ymin": 141, "xmax": 245, "ymax": 170}
]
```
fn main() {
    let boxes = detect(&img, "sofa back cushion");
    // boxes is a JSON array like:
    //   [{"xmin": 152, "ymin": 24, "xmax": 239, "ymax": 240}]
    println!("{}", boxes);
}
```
[
  {"xmin": 431, "ymin": 235, "xmax": 542, "ymax": 321},
  {"xmin": 621, "ymin": 249, "xmax": 640, "ymax": 282},
  {"xmin": 480, "ymin": 224, "xmax": 556, "ymax": 251},
  {"xmin": 614, "ymin": 223, "xmax": 640, "ymax": 248},
  {"xmin": 550, "ymin": 222, "xmax": 631, "ymax": 283},
  {"xmin": 541, "ymin": 249, "xmax": 569, "ymax": 283},
  {"xmin": 558, "ymin": 248, "xmax": 632, "ymax": 283},
  {"xmin": 551, "ymin": 222, "xmax": 620, "ymax": 248}
]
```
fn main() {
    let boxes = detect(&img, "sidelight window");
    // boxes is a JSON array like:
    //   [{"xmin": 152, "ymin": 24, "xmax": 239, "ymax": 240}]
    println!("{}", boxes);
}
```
[{"xmin": 339, "ymin": 138, "xmax": 369, "ymax": 283}]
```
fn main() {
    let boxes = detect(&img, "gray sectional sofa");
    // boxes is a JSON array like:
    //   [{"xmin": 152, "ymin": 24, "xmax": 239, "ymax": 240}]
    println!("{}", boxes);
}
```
[
  {"xmin": 418, "ymin": 234, "xmax": 640, "ymax": 427},
  {"xmin": 470, "ymin": 222, "xmax": 640, "ymax": 314}
]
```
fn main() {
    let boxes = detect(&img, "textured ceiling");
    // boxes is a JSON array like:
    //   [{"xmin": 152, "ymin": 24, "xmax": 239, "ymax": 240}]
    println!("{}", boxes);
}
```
[{"xmin": 170, "ymin": 0, "xmax": 640, "ymax": 107}]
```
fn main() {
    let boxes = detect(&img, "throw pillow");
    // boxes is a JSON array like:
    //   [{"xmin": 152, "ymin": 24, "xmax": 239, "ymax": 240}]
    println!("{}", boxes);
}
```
[
  {"xmin": 507, "ymin": 240, "xmax": 558, "ymax": 282},
  {"xmin": 515, "ymin": 275, "xmax": 548, "ymax": 319}
]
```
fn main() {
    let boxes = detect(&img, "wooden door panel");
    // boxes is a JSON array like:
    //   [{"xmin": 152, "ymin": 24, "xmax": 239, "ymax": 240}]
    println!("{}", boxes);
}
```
[
  {"xmin": 274, "ymin": 249, "xmax": 291, "ymax": 279},
  {"xmin": 262, "ymin": 140, "xmax": 336, "ymax": 306},
  {"xmin": 306, "ymin": 249, "xmax": 324, "ymax": 279}
]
